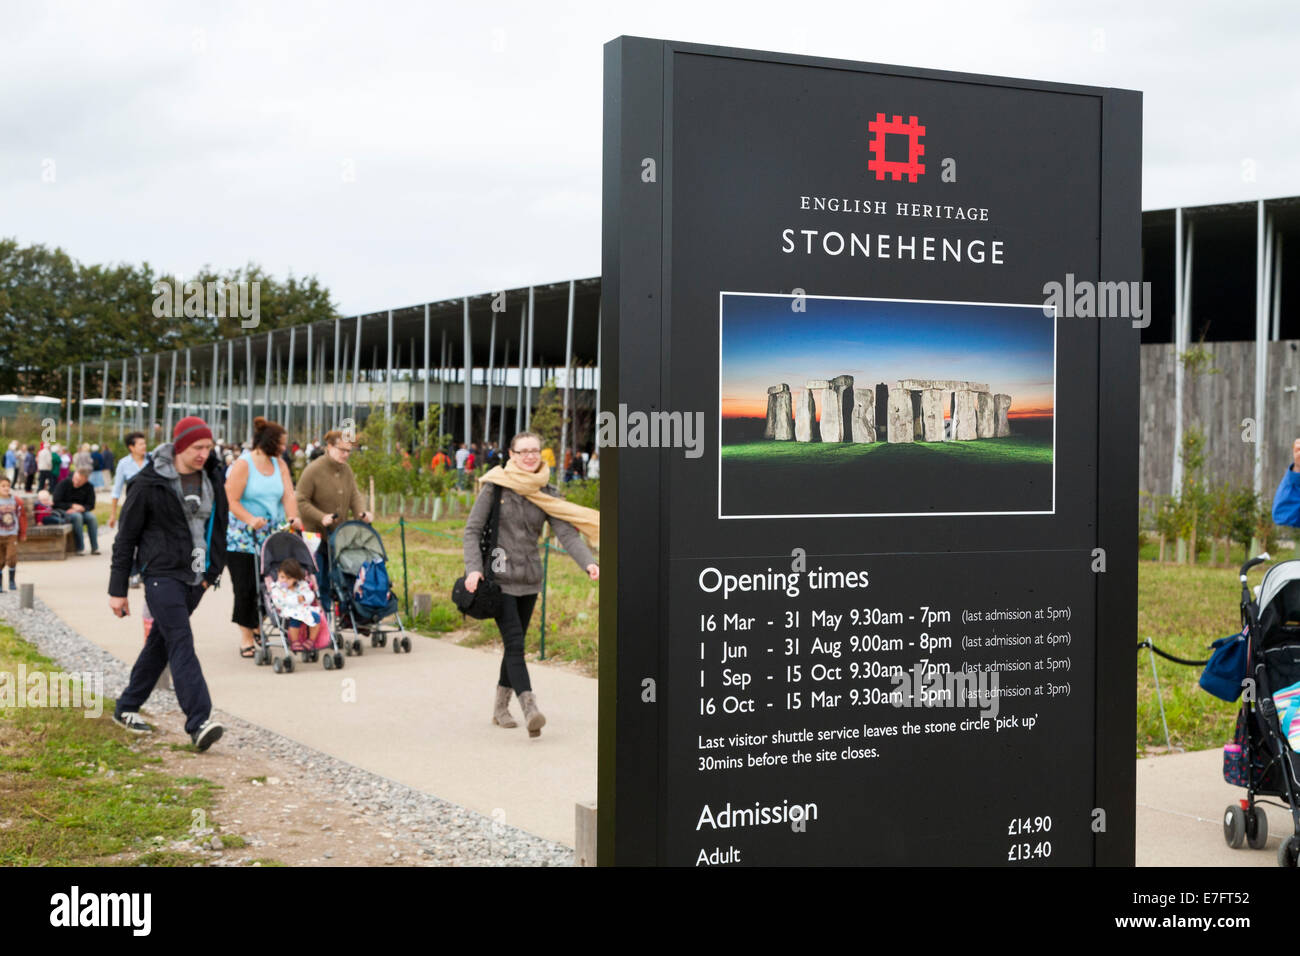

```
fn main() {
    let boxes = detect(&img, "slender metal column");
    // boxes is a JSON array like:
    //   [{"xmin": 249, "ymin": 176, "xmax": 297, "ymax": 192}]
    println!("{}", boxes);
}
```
[
  {"xmin": 559, "ymin": 279, "xmax": 576, "ymax": 482},
  {"xmin": 100, "ymin": 359, "xmax": 109, "ymax": 442},
  {"xmin": 150, "ymin": 353, "xmax": 159, "ymax": 436},
  {"xmin": 245, "ymin": 335, "xmax": 254, "ymax": 443},
  {"xmin": 224, "ymin": 338, "xmax": 232, "ymax": 440},
  {"xmin": 524, "ymin": 287, "xmax": 535, "ymax": 430},
  {"xmin": 515, "ymin": 304, "xmax": 525, "ymax": 435},
  {"xmin": 385, "ymin": 310, "xmax": 394, "ymax": 452},
  {"xmin": 263, "ymin": 331, "xmax": 273, "ymax": 419},
  {"xmin": 120, "ymin": 358, "xmax": 127, "ymax": 442},
  {"xmin": 440, "ymin": 329, "xmax": 448, "ymax": 421},
  {"xmin": 78, "ymin": 364, "xmax": 85, "ymax": 444},
  {"xmin": 499, "ymin": 340, "xmax": 510, "ymax": 448},
  {"xmin": 306, "ymin": 323, "xmax": 314, "ymax": 441},
  {"xmin": 485, "ymin": 310, "xmax": 496, "ymax": 449},
  {"xmin": 1255, "ymin": 200, "xmax": 1267, "ymax": 498},
  {"xmin": 185, "ymin": 350, "xmax": 192, "ymax": 417},
  {"xmin": 136, "ymin": 356, "xmax": 145, "ymax": 433},
  {"xmin": 338, "ymin": 316, "xmax": 348, "ymax": 429},
  {"xmin": 422, "ymin": 304, "xmax": 430, "ymax": 440},
  {"xmin": 461, "ymin": 298, "xmax": 472, "ymax": 448},
  {"xmin": 351, "ymin": 314, "xmax": 363, "ymax": 426},
  {"xmin": 286, "ymin": 325, "xmax": 296, "ymax": 435},
  {"xmin": 167, "ymin": 352, "xmax": 177, "ymax": 436},
  {"xmin": 209, "ymin": 344, "xmax": 218, "ymax": 433}
]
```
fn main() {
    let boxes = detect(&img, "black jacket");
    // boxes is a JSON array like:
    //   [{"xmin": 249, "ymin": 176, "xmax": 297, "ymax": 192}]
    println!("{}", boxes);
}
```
[
  {"xmin": 108, "ymin": 444, "xmax": 229, "ymax": 597},
  {"xmin": 52, "ymin": 477, "xmax": 96, "ymax": 513}
]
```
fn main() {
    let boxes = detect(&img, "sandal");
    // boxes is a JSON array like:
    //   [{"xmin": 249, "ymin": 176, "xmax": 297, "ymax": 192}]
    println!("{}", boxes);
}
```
[{"xmin": 239, "ymin": 644, "xmax": 256, "ymax": 658}]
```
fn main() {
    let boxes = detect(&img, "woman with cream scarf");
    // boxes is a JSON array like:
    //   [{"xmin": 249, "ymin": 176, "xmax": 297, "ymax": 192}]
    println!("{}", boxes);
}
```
[{"xmin": 462, "ymin": 431, "xmax": 599, "ymax": 737}]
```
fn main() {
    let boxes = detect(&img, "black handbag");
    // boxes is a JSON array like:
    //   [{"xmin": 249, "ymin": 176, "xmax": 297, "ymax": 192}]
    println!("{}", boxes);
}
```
[{"xmin": 452, "ymin": 484, "xmax": 504, "ymax": 619}]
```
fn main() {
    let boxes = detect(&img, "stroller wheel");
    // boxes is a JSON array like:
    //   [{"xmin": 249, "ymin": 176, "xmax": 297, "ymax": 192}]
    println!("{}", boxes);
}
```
[
  {"xmin": 1223, "ymin": 804, "xmax": 1247, "ymax": 848},
  {"xmin": 1277, "ymin": 834, "xmax": 1300, "ymax": 867},
  {"xmin": 353, "ymin": 639, "xmax": 363, "ymax": 655},
  {"xmin": 401, "ymin": 636, "xmax": 411, "ymax": 653},
  {"xmin": 1246, "ymin": 806, "xmax": 1269, "ymax": 849},
  {"xmin": 323, "ymin": 653, "xmax": 334, "ymax": 670},
  {"xmin": 392, "ymin": 637, "xmax": 401, "ymax": 654},
  {"xmin": 370, "ymin": 634, "xmax": 379, "ymax": 648},
  {"xmin": 272, "ymin": 657, "xmax": 284, "ymax": 674},
  {"xmin": 334, "ymin": 653, "xmax": 344, "ymax": 669},
  {"xmin": 282, "ymin": 655, "xmax": 295, "ymax": 674}
]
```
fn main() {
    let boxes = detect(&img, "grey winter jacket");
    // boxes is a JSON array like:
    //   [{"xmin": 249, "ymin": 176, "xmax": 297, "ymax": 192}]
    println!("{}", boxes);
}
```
[{"xmin": 463, "ymin": 483, "xmax": 596, "ymax": 597}]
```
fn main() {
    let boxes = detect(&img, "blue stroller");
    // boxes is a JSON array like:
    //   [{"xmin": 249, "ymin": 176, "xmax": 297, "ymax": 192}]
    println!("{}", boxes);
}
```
[{"xmin": 328, "ymin": 521, "xmax": 411, "ymax": 655}]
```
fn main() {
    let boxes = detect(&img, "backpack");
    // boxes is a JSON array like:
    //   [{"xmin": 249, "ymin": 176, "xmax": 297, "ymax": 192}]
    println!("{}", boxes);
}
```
[{"xmin": 354, "ymin": 559, "xmax": 391, "ymax": 610}]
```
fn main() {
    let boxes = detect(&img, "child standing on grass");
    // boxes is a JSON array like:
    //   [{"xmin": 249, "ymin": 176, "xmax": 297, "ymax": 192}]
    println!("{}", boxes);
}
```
[
  {"xmin": 270, "ymin": 558, "xmax": 321, "ymax": 650},
  {"xmin": 0, "ymin": 476, "xmax": 28, "ymax": 591}
]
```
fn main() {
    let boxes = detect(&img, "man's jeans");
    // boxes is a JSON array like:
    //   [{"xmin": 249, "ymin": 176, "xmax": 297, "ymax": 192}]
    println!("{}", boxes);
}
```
[
  {"xmin": 67, "ymin": 511, "xmax": 98, "ymax": 552},
  {"xmin": 116, "ymin": 577, "xmax": 211, "ymax": 735}
]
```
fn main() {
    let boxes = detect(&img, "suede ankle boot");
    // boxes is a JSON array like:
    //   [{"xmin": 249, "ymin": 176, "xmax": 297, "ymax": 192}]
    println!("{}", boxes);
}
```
[
  {"xmin": 493, "ymin": 685, "xmax": 517, "ymax": 728},
  {"xmin": 517, "ymin": 690, "xmax": 546, "ymax": 738}
]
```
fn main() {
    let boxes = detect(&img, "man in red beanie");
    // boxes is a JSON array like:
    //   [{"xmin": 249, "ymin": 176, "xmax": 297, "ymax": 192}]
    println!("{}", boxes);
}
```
[{"xmin": 108, "ymin": 416, "xmax": 228, "ymax": 750}]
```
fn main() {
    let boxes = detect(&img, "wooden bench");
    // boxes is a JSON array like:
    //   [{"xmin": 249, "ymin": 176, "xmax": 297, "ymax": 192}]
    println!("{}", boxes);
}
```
[{"xmin": 18, "ymin": 524, "xmax": 74, "ymax": 561}]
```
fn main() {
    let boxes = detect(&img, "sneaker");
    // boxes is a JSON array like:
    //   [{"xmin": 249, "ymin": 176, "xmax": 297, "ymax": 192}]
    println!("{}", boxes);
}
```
[
  {"xmin": 112, "ymin": 711, "xmax": 155, "ymax": 734},
  {"xmin": 91, "ymin": 549, "xmax": 101, "ymax": 555},
  {"xmin": 191, "ymin": 719, "xmax": 224, "ymax": 751}
]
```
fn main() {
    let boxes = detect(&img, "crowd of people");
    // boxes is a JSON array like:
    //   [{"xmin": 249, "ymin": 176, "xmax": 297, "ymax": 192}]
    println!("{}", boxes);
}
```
[{"xmin": 0, "ymin": 416, "xmax": 601, "ymax": 751}]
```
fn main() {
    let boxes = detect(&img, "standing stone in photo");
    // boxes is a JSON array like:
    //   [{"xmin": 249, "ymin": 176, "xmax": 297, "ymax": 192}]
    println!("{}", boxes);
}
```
[
  {"xmin": 795, "ymin": 388, "xmax": 817, "ymax": 442},
  {"xmin": 886, "ymin": 385, "xmax": 914, "ymax": 443},
  {"xmin": 952, "ymin": 389, "xmax": 978, "ymax": 440},
  {"xmin": 975, "ymin": 391, "xmax": 995, "ymax": 438},
  {"xmin": 994, "ymin": 393, "xmax": 1012, "ymax": 437},
  {"xmin": 819, "ymin": 375, "xmax": 854, "ymax": 443},
  {"xmin": 850, "ymin": 388, "xmax": 876, "ymax": 442},
  {"xmin": 920, "ymin": 388, "xmax": 945, "ymax": 441},
  {"xmin": 765, "ymin": 384, "xmax": 794, "ymax": 440}
]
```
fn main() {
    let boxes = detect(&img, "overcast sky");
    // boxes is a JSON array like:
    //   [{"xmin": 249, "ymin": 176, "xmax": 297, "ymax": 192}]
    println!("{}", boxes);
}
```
[{"xmin": 2, "ymin": 0, "xmax": 1296, "ymax": 316}]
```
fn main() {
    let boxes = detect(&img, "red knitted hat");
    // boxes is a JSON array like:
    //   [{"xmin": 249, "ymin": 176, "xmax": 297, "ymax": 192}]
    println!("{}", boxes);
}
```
[{"xmin": 173, "ymin": 416, "xmax": 213, "ymax": 455}]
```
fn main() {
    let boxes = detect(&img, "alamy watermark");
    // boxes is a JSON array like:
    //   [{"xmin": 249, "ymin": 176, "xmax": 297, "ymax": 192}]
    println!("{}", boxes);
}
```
[
  {"xmin": 596, "ymin": 403, "xmax": 705, "ymax": 459},
  {"xmin": 151, "ymin": 279, "xmax": 261, "ymax": 328},
  {"xmin": 889, "ymin": 662, "xmax": 1003, "ymax": 721},
  {"xmin": 0, "ymin": 664, "xmax": 103, "ymax": 718},
  {"xmin": 1042, "ymin": 273, "xmax": 1150, "ymax": 328}
]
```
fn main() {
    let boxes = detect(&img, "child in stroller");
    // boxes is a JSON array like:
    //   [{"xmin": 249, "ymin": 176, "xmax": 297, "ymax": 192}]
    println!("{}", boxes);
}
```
[
  {"xmin": 270, "ymin": 558, "xmax": 323, "ymax": 651},
  {"xmin": 255, "ymin": 530, "xmax": 343, "ymax": 672}
]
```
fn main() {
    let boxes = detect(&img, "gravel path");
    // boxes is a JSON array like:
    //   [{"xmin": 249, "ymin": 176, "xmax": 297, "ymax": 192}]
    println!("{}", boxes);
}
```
[{"xmin": 0, "ymin": 591, "xmax": 573, "ymax": 866}]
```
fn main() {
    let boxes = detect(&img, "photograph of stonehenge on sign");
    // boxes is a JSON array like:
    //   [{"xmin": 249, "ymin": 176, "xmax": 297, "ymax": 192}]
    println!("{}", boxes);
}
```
[{"xmin": 718, "ymin": 292, "xmax": 1055, "ymax": 518}]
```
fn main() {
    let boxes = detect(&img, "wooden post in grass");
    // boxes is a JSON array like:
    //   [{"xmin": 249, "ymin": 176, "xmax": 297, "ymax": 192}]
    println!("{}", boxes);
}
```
[{"xmin": 369, "ymin": 476, "xmax": 376, "ymax": 517}]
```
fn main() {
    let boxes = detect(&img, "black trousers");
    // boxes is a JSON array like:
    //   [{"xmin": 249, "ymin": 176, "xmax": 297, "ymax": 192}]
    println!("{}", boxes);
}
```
[
  {"xmin": 226, "ymin": 551, "xmax": 261, "ymax": 630},
  {"xmin": 495, "ymin": 592, "xmax": 538, "ymax": 693},
  {"xmin": 117, "ymin": 577, "xmax": 211, "ymax": 735}
]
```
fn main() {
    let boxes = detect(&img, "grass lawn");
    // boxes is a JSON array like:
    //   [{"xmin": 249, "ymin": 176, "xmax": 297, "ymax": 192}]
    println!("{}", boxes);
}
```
[
  {"xmin": 720, "ymin": 436, "xmax": 1054, "ymax": 515},
  {"xmin": 0, "ymin": 623, "xmax": 252, "ymax": 865}
]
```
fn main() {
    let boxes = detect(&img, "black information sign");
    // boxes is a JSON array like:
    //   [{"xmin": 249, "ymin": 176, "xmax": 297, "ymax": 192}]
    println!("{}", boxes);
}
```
[{"xmin": 599, "ymin": 37, "xmax": 1139, "ymax": 866}]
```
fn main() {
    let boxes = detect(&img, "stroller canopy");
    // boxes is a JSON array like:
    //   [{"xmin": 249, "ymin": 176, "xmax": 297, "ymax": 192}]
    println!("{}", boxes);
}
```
[
  {"xmin": 259, "ymin": 530, "xmax": 317, "ymax": 579},
  {"xmin": 1259, "ymin": 561, "xmax": 1300, "ymax": 623},
  {"xmin": 329, "ymin": 521, "xmax": 388, "ymax": 576}
]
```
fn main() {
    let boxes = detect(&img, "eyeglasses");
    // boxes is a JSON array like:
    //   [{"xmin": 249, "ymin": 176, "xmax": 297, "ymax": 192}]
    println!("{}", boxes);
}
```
[{"xmin": 513, "ymin": 448, "xmax": 541, "ymax": 457}]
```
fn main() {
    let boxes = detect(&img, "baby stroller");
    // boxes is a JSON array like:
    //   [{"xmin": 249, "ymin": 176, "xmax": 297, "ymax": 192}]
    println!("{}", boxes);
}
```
[
  {"xmin": 328, "ymin": 520, "xmax": 411, "ymax": 655},
  {"xmin": 1222, "ymin": 555, "xmax": 1300, "ymax": 866},
  {"xmin": 253, "ymin": 529, "xmax": 344, "ymax": 672}
]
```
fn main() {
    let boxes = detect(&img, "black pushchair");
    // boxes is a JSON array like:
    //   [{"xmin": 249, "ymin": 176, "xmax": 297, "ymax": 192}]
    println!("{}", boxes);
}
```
[
  {"xmin": 328, "ymin": 521, "xmax": 411, "ymax": 655},
  {"xmin": 1223, "ymin": 555, "xmax": 1300, "ymax": 866},
  {"xmin": 252, "ymin": 530, "xmax": 344, "ymax": 673}
]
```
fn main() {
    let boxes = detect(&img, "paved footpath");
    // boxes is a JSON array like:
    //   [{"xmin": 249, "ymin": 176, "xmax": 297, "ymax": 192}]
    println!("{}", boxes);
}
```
[
  {"xmin": 1138, "ymin": 747, "xmax": 1296, "ymax": 866},
  {"xmin": 20, "ymin": 527, "xmax": 597, "ymax": 848}
]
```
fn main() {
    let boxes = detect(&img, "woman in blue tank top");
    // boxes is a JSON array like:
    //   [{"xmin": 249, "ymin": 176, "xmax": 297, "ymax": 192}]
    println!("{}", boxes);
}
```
[{"xmin": 224, "ymin": 417, "xmax": 303, "ymax": 657}]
